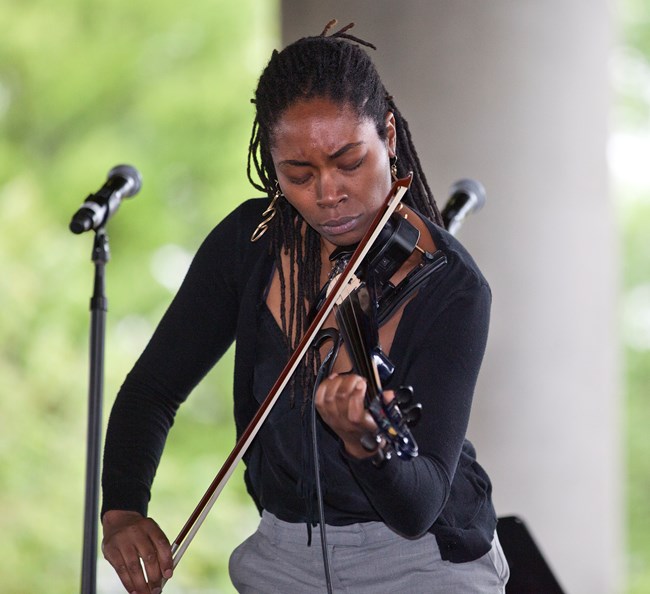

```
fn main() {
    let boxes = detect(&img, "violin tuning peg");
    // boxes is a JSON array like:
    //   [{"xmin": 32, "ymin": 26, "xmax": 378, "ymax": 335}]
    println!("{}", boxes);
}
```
[
  {"xmin": 371, "ymin": 447, "xmax": 390, "ymax": 468},
  {"xmin": 395, "ymin": 385, "xmax": 414, "ymax": 406},
  {"xmin": 402, "ymin": 403, "xmax": 423, "ymax": 427},
  {"xmin": 360, "ymin": 432, "xmax": 381, "ymax": 453}
]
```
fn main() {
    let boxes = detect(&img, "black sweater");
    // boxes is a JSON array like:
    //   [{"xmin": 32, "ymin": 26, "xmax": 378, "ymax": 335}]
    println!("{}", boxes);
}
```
[{"xmin": 102, "ymin": 198, "xmax": 497, "ymax": 563}]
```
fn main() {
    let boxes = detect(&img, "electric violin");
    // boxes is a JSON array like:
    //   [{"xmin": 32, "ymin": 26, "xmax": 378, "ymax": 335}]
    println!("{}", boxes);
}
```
[{"xmin": 312, "ymin": 206, "xmax": 446, "ymax": 464}]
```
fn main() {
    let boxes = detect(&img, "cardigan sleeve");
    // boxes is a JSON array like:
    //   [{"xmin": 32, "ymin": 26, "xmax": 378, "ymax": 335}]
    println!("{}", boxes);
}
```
[
  {"xmin": 344, "ymin": 258, "xmax": 492, "ymax": 540},
  {"xmin": 101, "ymin": 200, "xmax": 264, "ymax": 517}
]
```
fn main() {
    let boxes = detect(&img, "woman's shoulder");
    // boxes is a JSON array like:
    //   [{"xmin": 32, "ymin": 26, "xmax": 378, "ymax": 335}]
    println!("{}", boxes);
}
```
[
  {"xmin": 184, "ymin": 198, "xmax": 273, "ymax": 286},
  {"xmin": 217, "ymin": 197, "xmax": 272, "ymax": 230},
  {"xmin": 422, "ymin": 217, "xmax": 489, "ymax": 294},
  {"xmin": 201, "ymin": 197, "xmax": 272, "ymax": 250}
]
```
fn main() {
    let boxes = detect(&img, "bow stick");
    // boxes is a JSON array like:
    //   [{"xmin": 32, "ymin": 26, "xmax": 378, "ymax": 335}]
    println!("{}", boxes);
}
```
[{"xmin": 164, "ymin": 173, "xmax": 413, "ymax": 583}]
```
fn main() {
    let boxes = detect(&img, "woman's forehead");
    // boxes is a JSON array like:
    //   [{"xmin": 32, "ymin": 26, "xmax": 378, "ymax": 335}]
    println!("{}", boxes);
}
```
[
  {"xmin": 273, "ymin": 97, "xmax": 371, "ymax": 135},
  {"xmin": 275, "ymin": 97, "xmax": 361, "ymax": 125},
  {"xmin": 270, "ymin": 99, "xmax": 376, "ymax": 155}
]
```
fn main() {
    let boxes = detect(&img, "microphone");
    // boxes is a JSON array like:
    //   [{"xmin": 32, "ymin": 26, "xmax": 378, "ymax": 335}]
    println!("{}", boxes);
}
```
[
  {"xmin": 69, "ymin": 164, "xmax": 142, "ymax": 234},
  {"xmin": 441, "ymin": 178, "xmax": 486, "ymax": 236}
]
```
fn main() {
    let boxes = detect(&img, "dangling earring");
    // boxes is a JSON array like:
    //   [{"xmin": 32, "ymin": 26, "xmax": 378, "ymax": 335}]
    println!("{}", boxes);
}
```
[
  {"xmin": 390, "ymin": 155, "xmax": 398, "ymax": 181},
  {"xmin": 251, "ymin": 182, "xmax": 282, "ymax": 242}
]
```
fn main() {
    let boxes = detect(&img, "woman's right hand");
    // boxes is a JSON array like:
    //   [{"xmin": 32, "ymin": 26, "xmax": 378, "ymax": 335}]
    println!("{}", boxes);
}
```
[{"xmin": 101, "ymin": 510, "xmax": 173, "ymax": 594}]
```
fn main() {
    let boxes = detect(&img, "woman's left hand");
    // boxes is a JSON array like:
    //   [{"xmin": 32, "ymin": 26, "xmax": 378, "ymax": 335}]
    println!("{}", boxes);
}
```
[{"xmin": 315, "ymin": 373, "xmax": 390, "ymax": 459}]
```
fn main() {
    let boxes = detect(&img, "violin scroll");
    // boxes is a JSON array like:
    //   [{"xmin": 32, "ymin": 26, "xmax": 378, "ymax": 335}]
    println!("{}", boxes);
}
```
[
  {"xmin": 361, "ymin": 385, "xmax": 422, "ymax": 466},
  {"xmin": 394, "ymin": 386, "xmax": 423, "ymax": 427}
]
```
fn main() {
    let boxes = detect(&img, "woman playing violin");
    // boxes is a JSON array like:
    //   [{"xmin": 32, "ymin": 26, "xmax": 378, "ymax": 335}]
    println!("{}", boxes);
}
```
[{"xmin": 101, "ymin": 21, "xmax": 509, "ymax": 594}]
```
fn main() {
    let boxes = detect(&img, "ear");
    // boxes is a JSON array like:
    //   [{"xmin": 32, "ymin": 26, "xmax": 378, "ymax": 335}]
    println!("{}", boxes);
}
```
[{"xmin": 385, "ymin": 111, "xmax": 397, "ymax": 157}]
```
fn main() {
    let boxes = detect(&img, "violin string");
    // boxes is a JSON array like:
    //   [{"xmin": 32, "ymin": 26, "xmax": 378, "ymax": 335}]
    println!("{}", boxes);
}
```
[{"xmin": 339, "ymin": 293, "xmax": 377, "ymax": 399}]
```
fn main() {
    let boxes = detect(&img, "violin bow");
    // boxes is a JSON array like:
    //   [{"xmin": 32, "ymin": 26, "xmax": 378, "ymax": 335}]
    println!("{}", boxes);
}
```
[{"xmin": 164, "ymin": 174, "xmax": 413, "ymax": 581}]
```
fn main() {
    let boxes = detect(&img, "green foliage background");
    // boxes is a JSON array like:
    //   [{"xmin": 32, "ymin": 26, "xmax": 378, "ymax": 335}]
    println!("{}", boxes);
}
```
[
  {"xmin": 0, "ymin": 1, "xmax": 276, "ymax": 592},
  {"xmin": 2, "ymin": 1, "xmax": 650, "ymax": 593},
  {"xmin": 616, "ymin": 2, "xmax": 650, "ymax": 593}
]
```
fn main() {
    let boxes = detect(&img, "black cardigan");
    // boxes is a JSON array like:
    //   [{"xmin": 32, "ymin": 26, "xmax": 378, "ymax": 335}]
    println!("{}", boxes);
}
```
[{"xmin": 102, "ymin": 197, "xmax": 497, "ymax": 563}]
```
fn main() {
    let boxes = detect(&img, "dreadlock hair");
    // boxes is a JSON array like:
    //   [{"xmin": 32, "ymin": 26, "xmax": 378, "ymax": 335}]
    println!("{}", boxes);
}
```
[{"xmin": 247, "ymin": 20, "xmax": 443, "ymax": 409}]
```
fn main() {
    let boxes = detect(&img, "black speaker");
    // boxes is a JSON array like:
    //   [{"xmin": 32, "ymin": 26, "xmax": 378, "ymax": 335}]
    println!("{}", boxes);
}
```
[{"xmin": 497, "ymin": 515, "xmax": 566, "ymax": 594}]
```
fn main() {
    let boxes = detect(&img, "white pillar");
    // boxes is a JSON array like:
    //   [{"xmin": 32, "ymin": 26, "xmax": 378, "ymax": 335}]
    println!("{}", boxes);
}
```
[{"xmin": 282, "ymin": 3, "xmax": 621, "ymax": 593}]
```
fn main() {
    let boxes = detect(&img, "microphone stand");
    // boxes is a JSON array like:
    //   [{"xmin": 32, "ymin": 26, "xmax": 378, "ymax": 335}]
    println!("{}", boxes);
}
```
[{"xmin": 80, "ymin": 227, "xmax": 110, "ymax": 594}]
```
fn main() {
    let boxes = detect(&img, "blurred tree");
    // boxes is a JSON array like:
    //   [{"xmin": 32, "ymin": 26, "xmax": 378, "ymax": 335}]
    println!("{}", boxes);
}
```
[
  {"xmin": 0, "ymin": 1, "xmax": 277, "ymax": 592},
  {"xmin": 614, "ymin": 1, "xmax": 650, "ymax": 593}
]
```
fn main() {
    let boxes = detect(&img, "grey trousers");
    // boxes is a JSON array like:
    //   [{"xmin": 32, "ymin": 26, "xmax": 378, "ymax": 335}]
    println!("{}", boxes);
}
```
[{"xmin": 228, "ymin": 511, "xmax": 509, "ymax": 593}]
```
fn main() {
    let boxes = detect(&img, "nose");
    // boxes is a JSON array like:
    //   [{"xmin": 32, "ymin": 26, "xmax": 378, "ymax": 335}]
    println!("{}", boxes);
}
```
[{"xmin": 316, "ymin": 171, "xmax": 346, "ymax": 208}]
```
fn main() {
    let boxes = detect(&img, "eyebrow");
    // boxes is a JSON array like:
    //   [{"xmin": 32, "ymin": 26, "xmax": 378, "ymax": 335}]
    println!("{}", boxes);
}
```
[{"xmin": 277, "ymin": 141, "xmax": 365, "ymax": 167}]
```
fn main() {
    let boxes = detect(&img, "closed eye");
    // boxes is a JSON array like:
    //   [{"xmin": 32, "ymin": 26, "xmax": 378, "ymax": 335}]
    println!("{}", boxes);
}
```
[
  {"xmin": 287, "ymin": 172, "xmax": 312, "ymax": 185},
  {"xmin": 339, "ymin": 158, "xmax": 364, "ymax": 172}
]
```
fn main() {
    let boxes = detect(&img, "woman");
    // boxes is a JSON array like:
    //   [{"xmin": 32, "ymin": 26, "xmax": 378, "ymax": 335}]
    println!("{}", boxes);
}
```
[{"xmin": 101, "ymin": 21, "xmax": 509, "ymax": 594}]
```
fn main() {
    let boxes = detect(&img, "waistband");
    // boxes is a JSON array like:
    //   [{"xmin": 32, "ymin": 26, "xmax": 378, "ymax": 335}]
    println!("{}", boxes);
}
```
[{"xmin": 258, "ymin": 510, "xmax": 417, "ymax": 547}]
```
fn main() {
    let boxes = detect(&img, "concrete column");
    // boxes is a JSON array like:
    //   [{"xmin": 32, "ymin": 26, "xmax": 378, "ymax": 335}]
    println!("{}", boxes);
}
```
[{"xmin": 281, "ymin": 2, "xmax": 621, "ymax": 593}]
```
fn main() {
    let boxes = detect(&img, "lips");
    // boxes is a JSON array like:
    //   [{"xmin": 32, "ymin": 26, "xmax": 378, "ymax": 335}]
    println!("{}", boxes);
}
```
[{"xmin": 320, "ymin": 215, "xmax": 361, "ymax": 236}]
